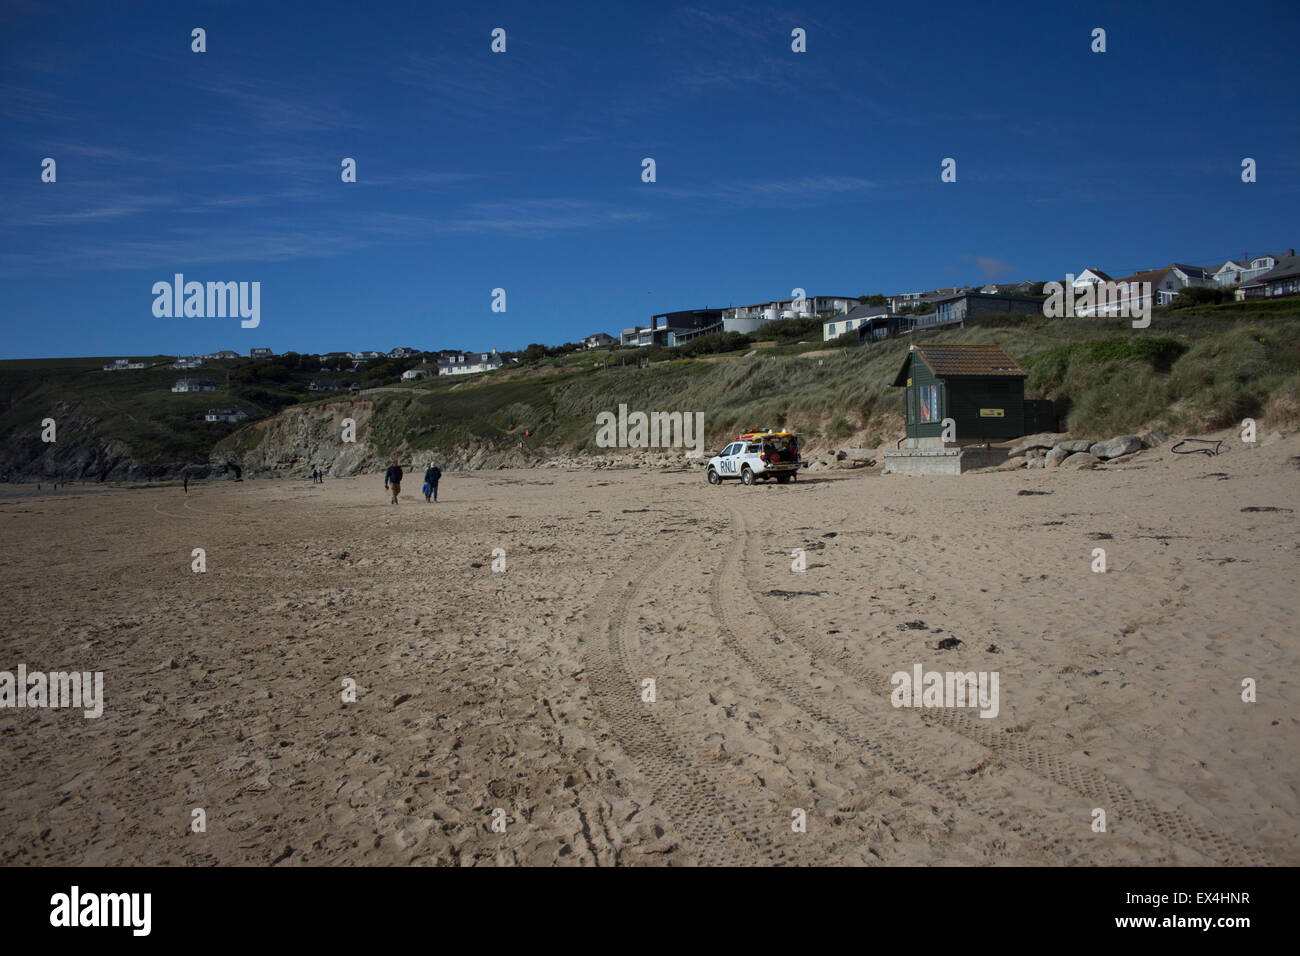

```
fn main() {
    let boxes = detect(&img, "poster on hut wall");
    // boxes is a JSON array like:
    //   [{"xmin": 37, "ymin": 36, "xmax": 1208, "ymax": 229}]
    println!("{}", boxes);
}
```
[{"xmin": 917, "ymin": 385, "xmax": 939, "ymax": 423}]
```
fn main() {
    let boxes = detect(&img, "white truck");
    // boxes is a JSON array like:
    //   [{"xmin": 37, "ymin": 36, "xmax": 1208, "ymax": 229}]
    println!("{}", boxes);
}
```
[{"xmin": 705, "ymin": 432, "xmax": 801, "ymax": 486}]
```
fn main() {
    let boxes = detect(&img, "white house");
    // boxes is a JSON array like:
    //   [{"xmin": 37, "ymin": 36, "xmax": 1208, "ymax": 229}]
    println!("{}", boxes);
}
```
[
  {"xmin": 436, "ymin": 348, "xmax": 504, "ymax": 376},
  {"xmin": 823, "ymin": 304, "xmax": 898, "ymax": 341},
  {"xmin": 205, "ymin": 408, "xmax": 250, "ymax": 423},
  {"xmin": 171, "ymin": 355, "xmax": 202, "ymax": 369},
  {"xmin": 1212, "ymin": 260, "xmax": 1249, "ymax": 287},
  {"xmin": 1242, "ymin": 254, "xmax": 1280, "ymax": 284},
  {"xmin": 204, "ymin": 350, "xmax": 240, "ymax": 360},
  {"xmin": 172, "ymin": 378, "xmax": 219, "ymax": 393},
  {"xmin": 103, "ymin": 358, "xmax": 146, "ymax": 371},
  {"xmin": 389, "ymin": 347, "xmax": 415, "ymax": 359},
  {"xmin": 720, "ymin": 295, "xmax": 855, "ymax": 334},
  {"xmin": 582, "ymin": 332, "xmax": 617, "ymax": 349},
  {"xmin": 1072, "ymin": 269, "xmax": 1112, "ymax": 292},
  {"xmin": 401, "ymin": 366, "xmax": 433, "ymax": 380}
]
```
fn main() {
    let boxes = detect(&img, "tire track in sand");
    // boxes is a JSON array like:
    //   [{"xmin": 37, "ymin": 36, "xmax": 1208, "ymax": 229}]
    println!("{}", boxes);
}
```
[
  {"xmin": 707, "ymin": 499, "xmax": 1087, "ymax": 862},
  {"xmin": 723, "ymin": 502, "xmax": 1270, "ymax": 866},
  {"xmin": 581, "ymin": 541, "xmax": 774, "ymax": 865}
]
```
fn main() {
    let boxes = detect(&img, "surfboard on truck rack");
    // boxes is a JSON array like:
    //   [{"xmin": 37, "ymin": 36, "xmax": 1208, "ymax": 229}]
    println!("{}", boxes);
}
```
[{"xmin": 705, "ymin": 431, "xmax": 801, "ymax": 486}]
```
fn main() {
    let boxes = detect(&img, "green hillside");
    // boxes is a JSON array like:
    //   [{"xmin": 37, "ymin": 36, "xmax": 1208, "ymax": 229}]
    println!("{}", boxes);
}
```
[{"xmin": 4, "ymin": 300, "xmax": 1299, "ymax": 480}]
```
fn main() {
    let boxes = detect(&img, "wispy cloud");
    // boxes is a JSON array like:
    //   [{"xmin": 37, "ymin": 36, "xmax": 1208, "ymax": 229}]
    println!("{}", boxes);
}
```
[
  {"xmin": 0, "ymin": 83, "xmax": 65, "ymax": 122},
  {"xmin": 654, "ymin": 174, "xmax": 877, "ymax": 207},
  {"xmin": 971, "ymin": 255, "xmax": 1015, "ymax": 279},
  {"xmin": 437, "ymin": 198, "xmax": 651, "ymax": 237},
  {"xmin": 190, "ymin": 76, "xmax": 362, "ymax": 132}
]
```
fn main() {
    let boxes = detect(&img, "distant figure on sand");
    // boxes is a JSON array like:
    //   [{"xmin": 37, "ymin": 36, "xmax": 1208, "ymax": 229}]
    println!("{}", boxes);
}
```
[
  {"xmin": 384, "ymin": 460, "xmax": 403, "ymax": 504},
  {"xmin": 184, "ymin": 476, "xmax": 188, "ymax": 494},
  {"xmin": 423, "ymin": 462, "xmax": 441, "ymax": 502}
]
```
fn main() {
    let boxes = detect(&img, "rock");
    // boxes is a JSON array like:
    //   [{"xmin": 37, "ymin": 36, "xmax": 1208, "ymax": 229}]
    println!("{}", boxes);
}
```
[
  {"xmin": 1139, "ymin": 428, "xmax": 1169, "ymax": 449},
  {"xmin": 1062, "ymin": 452, "xmax": 1101, "ymax": 469},
  {"xmin": 1008, "ymin": 434, "xmax": 1060, "ymax": 457},
  {"xmin": 1027, "ymin": 448, "xmax": 1046, "ymax": 459},
  {"xmin": 837, "ymin": 447, "xmax": 875, "ymax": 465},
  {"xmin": 1025, "ymin": 457, "xmax": 1046, "ymax": 469},
  {"xmin": 993, "ymin": 458, "xmax": 1025, "ymax": 471},
  {"xmin": 1261, "ymin": 431, "xmax": 1284, "ymax": 447},
  {"xmin": 1102, "ymin": 450, "xmax": 1142, "ymax": 465},
  {"xmin": 1044, "ymin": 445, "xmax": 1073, "ymax": 467},
  {"xmin": 1089, "ymin": 435, "xmax": 1144, "ymax": 460},
  {"xmin": 1056, "ymin": 439, "xmax": 1094, "ymax": 453}
]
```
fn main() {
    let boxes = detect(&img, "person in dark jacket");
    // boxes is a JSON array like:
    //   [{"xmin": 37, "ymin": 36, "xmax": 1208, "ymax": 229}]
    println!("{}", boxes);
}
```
[
  {"xmin": 423, "ymin": 462, "xmax": 442, "ymax": 502},
  {"xmin": 384, "ymin": 461, "xmax": 403, "ymax": 504}
]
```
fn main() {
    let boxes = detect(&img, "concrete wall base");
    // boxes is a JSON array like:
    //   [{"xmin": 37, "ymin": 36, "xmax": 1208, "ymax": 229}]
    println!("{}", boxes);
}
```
[{"xmin": 883, "ymin": 446, "xmax": 1009, "ymax": 475}]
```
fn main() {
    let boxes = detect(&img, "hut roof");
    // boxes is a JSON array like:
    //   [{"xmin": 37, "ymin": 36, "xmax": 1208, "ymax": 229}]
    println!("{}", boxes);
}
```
[{"xmin": 891, "ymin": 344, "xmax": 1027, "ymax": 386}]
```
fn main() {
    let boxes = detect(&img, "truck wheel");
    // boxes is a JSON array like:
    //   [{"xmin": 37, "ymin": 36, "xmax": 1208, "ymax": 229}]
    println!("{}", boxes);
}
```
[
  {"xmin": 707, "ymin": 468, "xmax": 721, "ymax": 485},
  {"xmin": 741, "ymin": 466, "xmax": 754, "ymax": 486},
  {"xmin": 777, "ymin": 473, "xmax": 791, "ymax": 484}
]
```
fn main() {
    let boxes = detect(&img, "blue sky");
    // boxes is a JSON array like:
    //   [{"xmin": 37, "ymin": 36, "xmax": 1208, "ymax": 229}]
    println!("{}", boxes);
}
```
[{"xmin": 1, "ymin": 0, "xmax": 1297, "ymax": 359}]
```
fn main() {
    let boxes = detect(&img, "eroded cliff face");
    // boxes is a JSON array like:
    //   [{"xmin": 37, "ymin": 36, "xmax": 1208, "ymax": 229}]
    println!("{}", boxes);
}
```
[
  {"xmin": 210, "ymin": 400, "xmax": 543, "ymax": 477},
  {"xmin": 0, "ymin": 400, "xmax": 184, "ymax": 482},
  {"xmin": 211, "ymin": 401, "xmax": 378, "ymax": 476}
]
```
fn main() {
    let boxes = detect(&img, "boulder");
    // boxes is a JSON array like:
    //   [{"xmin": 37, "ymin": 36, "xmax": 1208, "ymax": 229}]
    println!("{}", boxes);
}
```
[
  {"xmin": 1025, "ymin": 457, "xmax": 1046, "ymax": 469},
  {"xmin": 1089, "ymin": 435, "xmax": 1144, "ymax": 460},
  {"xmin": 1008, "ymin": 434, "xmax": 1061, "ymax": 457},
  {"xmin": 1056, "ymin": 439, "xmax": 1095, "ymax": 453},
  {"xmin": 1139, "ymin": 428, "xmax": 1169, "ymax": 449},
  {"xmin": 1102, "ymin": 450, "xmax": 1142, "ymax": 465},
  {"xmin": 1045, "ymin": 444, "xmax": 1073, "ymax": 467},
  {"xmin": 1027, "ymin": 448, "xmax": 1046, "ymax": 459},
  {"xmin": 837, "ymin": 446, "xmax": 875, "ymax": 464},
  {"xmin": 1062, "ymin": 452, "xmax": 1101, "ymax": 469},
  {"xmin": 1261, "ymin": 431, "xmax": 1284, "ymax": 447}
]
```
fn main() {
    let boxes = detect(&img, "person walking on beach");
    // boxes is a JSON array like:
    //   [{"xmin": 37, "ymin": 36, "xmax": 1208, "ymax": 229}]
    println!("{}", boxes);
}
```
[
  {"xmin": 184, "ymin": 476, "xmax": 188, "ymax": 494},
  {"xmin": 384, "ymin": 460, "xmax": 403, "ymax": 505},
  {"xmin": 423, "ymin": 462, "xmax": 441, "ymax": 502}
]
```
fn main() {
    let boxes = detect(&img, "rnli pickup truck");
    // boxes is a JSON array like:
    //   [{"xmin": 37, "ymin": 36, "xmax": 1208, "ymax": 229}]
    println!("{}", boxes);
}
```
[{"xmin": 705, "ymin": 431, "xmax": 802, "ymax": 486}]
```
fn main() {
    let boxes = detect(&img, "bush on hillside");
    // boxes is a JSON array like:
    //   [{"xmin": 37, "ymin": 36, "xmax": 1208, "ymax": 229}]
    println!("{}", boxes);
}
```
[
  {"xmin": 1172, "ymin": 286, "xmax": 1235, "ymax": 309},
  {"xmin": 749, "ymin": 317, "xmax": 822, "ymax": 342}
]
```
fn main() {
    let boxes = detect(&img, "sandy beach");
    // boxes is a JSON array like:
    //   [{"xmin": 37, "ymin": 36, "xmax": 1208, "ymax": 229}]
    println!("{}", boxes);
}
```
[{"xmin": 1, "ymin": 433, "xmax": 1297, "ymax": 866}]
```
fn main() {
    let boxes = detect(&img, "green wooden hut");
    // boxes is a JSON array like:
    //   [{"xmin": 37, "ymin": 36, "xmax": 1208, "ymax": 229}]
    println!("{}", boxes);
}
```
[{"xmin": 891, "ymin": 344, "xmax": 1028, "ymax": 441}]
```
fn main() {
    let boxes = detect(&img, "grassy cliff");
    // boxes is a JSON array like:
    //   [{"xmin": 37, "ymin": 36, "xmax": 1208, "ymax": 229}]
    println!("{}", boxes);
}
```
[
  {"xmin": 3, "ymin": 299, "xmax": 1298, "ymax": 479},
  {"xmin": 247, "ymin": 303, "xmax": 1300, "ymax": 469}
]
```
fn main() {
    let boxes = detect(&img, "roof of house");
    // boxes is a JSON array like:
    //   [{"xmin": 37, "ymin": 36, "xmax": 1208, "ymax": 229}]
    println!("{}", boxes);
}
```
[
  {"xmin": 1111, "ymin": 267, "xmax": 1173, "ymax": 287},
  {"xmin": 437, "ymin": 350, "xmax": 503, "ymax": 367},
  {"xmin": 891, "ymin": 344, "xmax": 1026, "ymax": 386},
  {"xmin": 1077, "ymin": 269, "xmax": 1113, "ymax": 281},
  {"xmin": 1171, "ymin": 263, "xmax": 1212, "ymax": 279},
  {"xmin": 1243, "ymin": 254, "xmax": 1300, "ymax": 286},
  {"xmin": 827, "ymin": 303, "xmax": 899, "ymax": 326}
]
